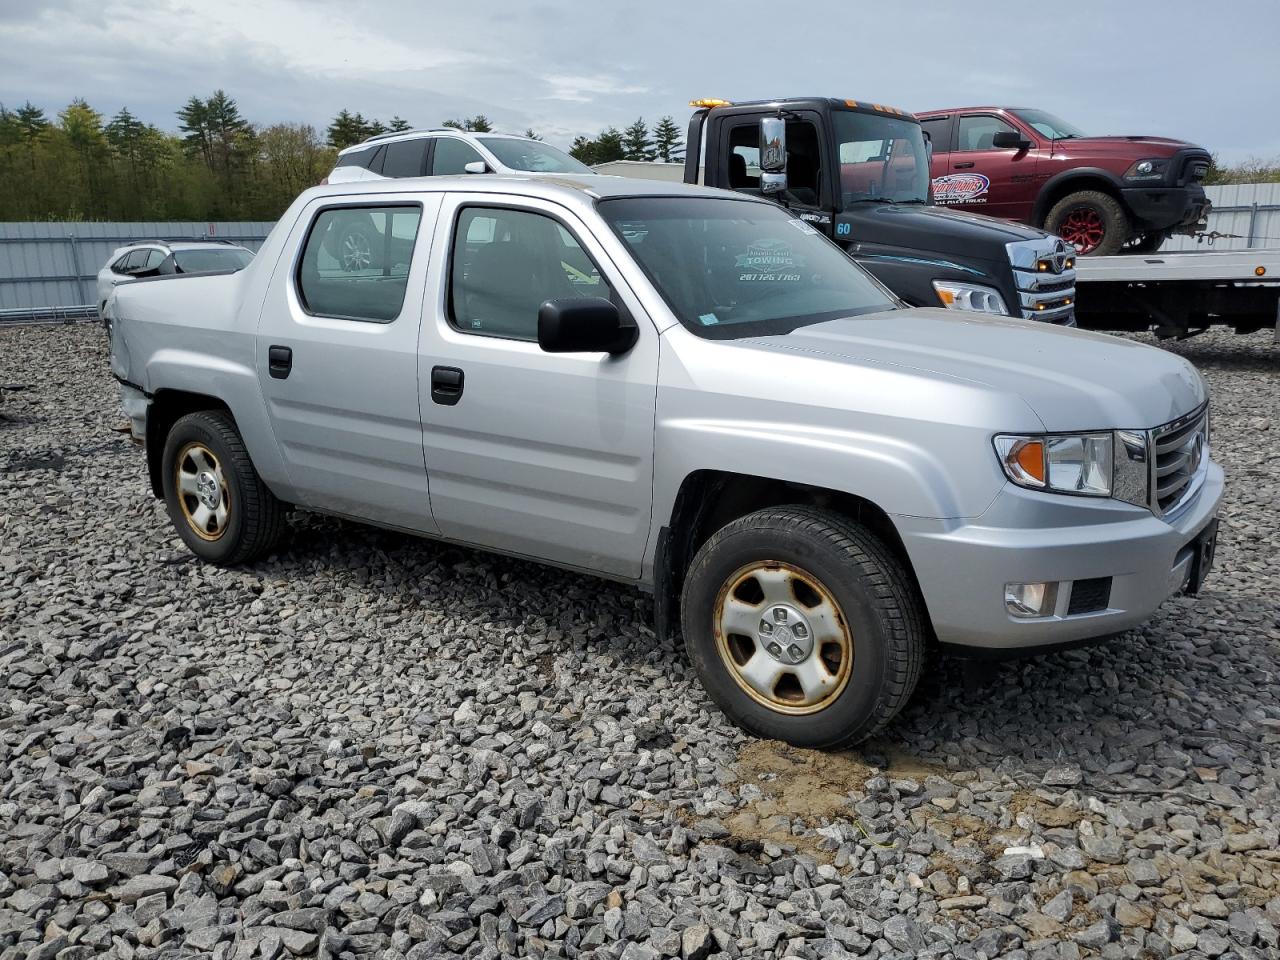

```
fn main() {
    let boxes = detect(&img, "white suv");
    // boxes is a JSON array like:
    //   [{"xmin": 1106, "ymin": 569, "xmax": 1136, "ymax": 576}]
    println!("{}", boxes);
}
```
[
  {"xmin": 97, "ymin": 240, "xmax": 253, "ymax": 326},
  {"xmin": 323, "ymin": 129, "xmax": 596, "ymax": 183}
]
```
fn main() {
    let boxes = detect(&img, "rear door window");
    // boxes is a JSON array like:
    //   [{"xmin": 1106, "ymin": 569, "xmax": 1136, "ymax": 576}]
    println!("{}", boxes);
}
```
[
  {"xmin": 432, "ymin": 138, "xmax": 484, "ymax": 175},
  {"xmin": 382, "ymin": 139, "xmax": 427, "ymax": 178},
  {"xmin": 296, "ymin": 205, "xmax": 423, "ymax": 323}
]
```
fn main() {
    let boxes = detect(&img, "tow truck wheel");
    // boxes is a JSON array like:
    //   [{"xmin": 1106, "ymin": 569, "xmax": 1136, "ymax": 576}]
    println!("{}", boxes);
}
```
[
  {"xmin": 1045, "ymin": 190, "xmax": 1130, "ymax": 256},
  {"xmin": 681, "ymin": 506, "xmax": 925, "ymax": 749},
  {"xmin": 161, "ymin": 410, "xmax": 286, "ymax": 565}
]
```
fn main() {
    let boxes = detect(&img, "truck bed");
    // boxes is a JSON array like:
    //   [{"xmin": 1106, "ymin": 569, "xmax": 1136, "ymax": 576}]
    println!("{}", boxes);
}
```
[{"xmin": 1075, "ymin": 248, "xmax": 1280, "ymax": 282}]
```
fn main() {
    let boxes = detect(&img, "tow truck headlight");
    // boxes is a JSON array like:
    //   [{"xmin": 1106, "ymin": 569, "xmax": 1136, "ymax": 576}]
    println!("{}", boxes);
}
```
[
  {"xmin": 1124, "ymin": 158, "xmax": 1169, "ymax": 182},
  {"xmin": 932, "ymin": 280, "xmax": 1008, "ymax": 316},
  {"xmin": 994, "ymin": 433, "xmax": 1114, "ymax": 497}
]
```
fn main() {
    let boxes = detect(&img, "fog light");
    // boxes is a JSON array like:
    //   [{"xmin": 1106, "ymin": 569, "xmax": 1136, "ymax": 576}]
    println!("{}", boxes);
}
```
[{"xmin": 1005, "ymin": 581, "xmax": 1058, "ymax": 618}]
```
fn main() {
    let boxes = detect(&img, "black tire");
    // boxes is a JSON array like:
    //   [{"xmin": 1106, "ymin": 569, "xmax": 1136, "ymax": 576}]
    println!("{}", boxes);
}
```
[
  {"xmin": 681, "ymin": 505, "xmax": 926, "ymax": 749},
  {"xmin": 1125, "ymin": 232, "xmax": 1167, "ymax": 254},
  {"xmin": 161, "ymin": 410, "xmax": 286, "ymax": 565},
  {"xmin": 1044, "ymin": 189, "xmax": 1131, "ymax": 256}
]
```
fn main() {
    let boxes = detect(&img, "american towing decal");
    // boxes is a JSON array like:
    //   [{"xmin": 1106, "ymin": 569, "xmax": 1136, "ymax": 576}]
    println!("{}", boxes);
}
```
[{"xmin": 932, "ymin": 172, "xmax": 990, "ymax": 204}]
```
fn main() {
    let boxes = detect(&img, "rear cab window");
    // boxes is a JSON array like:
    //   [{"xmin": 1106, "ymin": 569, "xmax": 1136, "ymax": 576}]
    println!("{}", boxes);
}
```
[{"xmin": 296, "ymin": 205, "xmax": 423, "ymax": 322}]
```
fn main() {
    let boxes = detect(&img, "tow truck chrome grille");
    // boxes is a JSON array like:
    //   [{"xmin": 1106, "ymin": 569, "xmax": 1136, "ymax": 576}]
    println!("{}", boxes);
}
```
[
  {"xmin": 1150, "ymin": 403, "xmax": 1209, "ymax": 517},
  {"xmin": 1005, "ymin": 237, "xmax": 1077, "ymax": 325}
]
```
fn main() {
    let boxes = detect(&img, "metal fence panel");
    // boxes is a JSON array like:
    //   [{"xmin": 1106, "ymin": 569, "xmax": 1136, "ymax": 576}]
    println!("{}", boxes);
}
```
[
  {"xmin": 0, "ymin": 221, "xmax": 275, "ymax": 314},
  {"xmin": 1162, "ymin": 182, "xmax": 1280, "ymax": 251}
]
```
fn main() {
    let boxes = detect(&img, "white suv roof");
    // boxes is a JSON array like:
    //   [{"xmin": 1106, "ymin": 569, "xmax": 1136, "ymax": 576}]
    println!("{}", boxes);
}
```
[{"xmin": 326, "ymin": 129, "xmax": 596, "ymax": 183}]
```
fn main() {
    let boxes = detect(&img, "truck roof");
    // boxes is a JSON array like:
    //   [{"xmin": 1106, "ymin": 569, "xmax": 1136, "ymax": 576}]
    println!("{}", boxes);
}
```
[
  {"xmin": 696, "ymin": 97, "xmax": 917, "ymax": 121},
  {"xmin": 915, "ymin": 106, "xmax": 1025, "ymax": 117},
  {"xmin": 301, "ymin": 173, "xmax": 750, "ymax": 205}
]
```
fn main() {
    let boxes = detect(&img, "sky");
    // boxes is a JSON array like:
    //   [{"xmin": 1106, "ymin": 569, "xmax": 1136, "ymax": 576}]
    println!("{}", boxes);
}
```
[{"xmin": 1, "ymin": 0, "xmax": 1277, "ymax": 164}]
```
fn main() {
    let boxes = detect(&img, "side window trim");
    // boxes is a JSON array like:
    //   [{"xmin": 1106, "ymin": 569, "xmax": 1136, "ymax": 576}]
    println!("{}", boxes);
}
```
[
  {"xmin": 445, "ymin": 200, "xmax": 615, "ymax": 344},
  {"xmin": 293, "ymin": 201, "xmax": 424, "ymax": 325}
]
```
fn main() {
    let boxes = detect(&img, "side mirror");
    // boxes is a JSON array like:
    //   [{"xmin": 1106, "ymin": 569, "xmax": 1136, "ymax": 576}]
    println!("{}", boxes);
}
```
[
  {"xmin": 991, "ymin": 131, "xmax": 1031, "ymax": 150},
  {"xmin": 759, "ymin": 116, "xmax": 787, "ymax": 195},
  {"xmin": 922, "ymin": 129, "xmax": 934, "ymax": 160},
  {"xmin": 463, "ymin": 160, "xmax": 489, "ymax": 174},
  {"xmin": 538, "ymin": 297, "xmax": 637, "ymax": 355}
]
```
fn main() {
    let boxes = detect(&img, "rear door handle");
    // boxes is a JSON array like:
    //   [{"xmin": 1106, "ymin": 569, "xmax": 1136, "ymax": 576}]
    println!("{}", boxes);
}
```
[
  {"xmin": 953, "ymin": 161, "xmax": 975, "ymax": 169},
  {"xmin": 431, "ymin": 365, "xmax": 464, "ymax": 405},
  {"xmin": 268, "ymin": 345, "xmax": 293, "ymax": 380}
]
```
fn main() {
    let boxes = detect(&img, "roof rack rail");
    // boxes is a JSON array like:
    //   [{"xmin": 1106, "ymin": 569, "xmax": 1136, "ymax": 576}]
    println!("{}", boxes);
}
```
[{"xmin": 361, "ymin": 127, "xmax": 457, "ymax": 144}]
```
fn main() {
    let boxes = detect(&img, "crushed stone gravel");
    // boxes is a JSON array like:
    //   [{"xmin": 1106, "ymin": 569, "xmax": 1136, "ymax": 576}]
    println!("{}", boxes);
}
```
[{"xmin": 1, "ymin": 324, "xmax": 1277, "ymax": 960}]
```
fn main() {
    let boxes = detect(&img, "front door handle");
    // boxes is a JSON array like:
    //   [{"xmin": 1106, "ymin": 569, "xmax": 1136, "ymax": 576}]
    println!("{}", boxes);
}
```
[
  {"xmin": 431, "ymin": 365, "xmax": 464, "ymax": 405},
  {"xmin": 953, "ymin": 161, "xmax": 975, "ymax": 169},
  {"xmin": 268, "ymin": 345, "xmax": 293, "ymax": 380}
]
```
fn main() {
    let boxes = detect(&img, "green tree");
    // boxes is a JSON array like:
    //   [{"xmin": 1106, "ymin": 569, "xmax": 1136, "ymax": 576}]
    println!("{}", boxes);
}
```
[
  {"xmin": 177, "ymin": 95, "xmax": 214, "ymax": 168},
  {"xmin": 524, "ymin": 128, "xmax": 542, "ymax": 141},
  {"xmin": 621, "ymin": 118, "xmax": 652, "ymax": 161},
  {"xmin": 442, "ymin": 114, "xmax": 493, "ymax": 132},
  {"xmin": 652, "ymin": 115, "xmax": 683, "ymax": 163},
  {"xmin": 327, "ymin": 109, "xmax": 366, "ymax": 149},
  {"xmin": 387, "ymin": 116, "xmax": 412, "ymax": 132}
]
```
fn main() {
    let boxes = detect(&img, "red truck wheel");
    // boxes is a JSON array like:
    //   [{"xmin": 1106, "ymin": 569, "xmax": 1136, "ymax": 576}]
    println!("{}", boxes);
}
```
[{"xmin": 1045, "ymin": 190, "xmax": 1131, "ymax": 256}]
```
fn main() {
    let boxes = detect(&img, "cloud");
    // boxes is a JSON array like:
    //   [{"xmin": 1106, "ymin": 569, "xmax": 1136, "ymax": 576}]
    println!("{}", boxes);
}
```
[{"xmin": 542, "ymin": 75, "xmax": 650, "ymax": 104}]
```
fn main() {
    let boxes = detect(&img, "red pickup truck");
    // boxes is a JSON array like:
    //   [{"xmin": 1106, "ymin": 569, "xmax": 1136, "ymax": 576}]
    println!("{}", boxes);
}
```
[{"xmin": 915, "ymin": 107, "xmax": 1211, "ymax": 255}]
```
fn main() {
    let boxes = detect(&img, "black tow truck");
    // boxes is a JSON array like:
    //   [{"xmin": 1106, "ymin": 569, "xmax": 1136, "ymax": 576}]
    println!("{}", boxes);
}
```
[{"xmin": 679, "ymin": 97, "xmax": 1077, "ymax": 324}]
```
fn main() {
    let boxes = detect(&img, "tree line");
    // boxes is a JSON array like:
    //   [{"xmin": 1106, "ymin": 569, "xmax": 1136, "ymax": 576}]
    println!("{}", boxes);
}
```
[
  {"xmin": 569, "ymin": 117, "xmax": 684, "ymax": 166},
  {"xmin": 0, "ymin": 94, "xmax": 576, "ymax": 222}
]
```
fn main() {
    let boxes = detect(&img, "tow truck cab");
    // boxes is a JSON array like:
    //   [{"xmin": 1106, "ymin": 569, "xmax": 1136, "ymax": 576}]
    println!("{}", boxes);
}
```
[{"xmin": 684, "ymin": 97, "xmax": 1077, "ymax": 324}]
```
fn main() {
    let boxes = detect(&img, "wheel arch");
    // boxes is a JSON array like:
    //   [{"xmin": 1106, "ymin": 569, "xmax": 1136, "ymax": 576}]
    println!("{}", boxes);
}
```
[
  {"xmin": 653, "ymin": 469, "xmax": 927, "ymax": 644},
  {"xmin": 144, "ymin": 390, "xmax": 235, "ymax": 499},
  {"xmin": 1033, "ymin": 169, "xmax": 1127, "ymax": 227}
]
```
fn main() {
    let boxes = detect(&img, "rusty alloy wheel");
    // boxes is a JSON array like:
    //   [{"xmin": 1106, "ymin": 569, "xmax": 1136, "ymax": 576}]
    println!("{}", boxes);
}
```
[
  {"xmin": 712, "ymin": 561, "xmax": 854, "ymax": 715},
  {"xmin": 174, "ymin": 441, "xmax": 230, "ymax": 541}
]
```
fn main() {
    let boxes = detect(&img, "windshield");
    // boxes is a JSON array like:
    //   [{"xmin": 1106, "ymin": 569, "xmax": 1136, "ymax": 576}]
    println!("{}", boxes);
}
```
[
  {"xmin": 833, "ymin": 110, "xmax": 930, "ymax": 206},
  {"xmin": 1013, "ymin": 109, "xmax": 1086, "ymax": 140},
  {"xmin": 477, "ymin": 138, "xmax": 595, "ymax": 174},
  {"xmin": 598, "ymin": 196, "xmax": 897, "ymax": 339},
  {"xmin": 173, "ymin": 248, "xmax": 253, "ymax": 272}
]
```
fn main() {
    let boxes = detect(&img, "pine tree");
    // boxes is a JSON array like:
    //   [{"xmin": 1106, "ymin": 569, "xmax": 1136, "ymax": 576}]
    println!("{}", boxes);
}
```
[
  {"xmin": 362, "ymin": 117, "xmax": 387, "ymax": 138},
  {"xmin": 569, "ymin": 135, "xmax": 597, "ymax": 164},
  {"xmin": 442, "ymin": 115, "xmax": 493, "ymax": 132},
  {"xmin": 327, "ymin": 109, "xmax": 366, "ymax": 149},
  {"xmin": 621, "ymin": 118, "xmax": 652, "ymax": 161},
  {"xmin": 524, "ymin": 128, "xmax": 542, "ymax": 141},
  {"xmin": 652, "ymin": 115, "xmax": 684, "ymax": 163},
  {"xmin": 177, "ymin": 95, "xmax": 214, "ymax": 168},
  {"xmin": 387, "ymin": 116, "xmax": 412, "ymax": 132},
  {"xmin": 594, "ymin": 127, "xmax": 626, "ymax": 164},
  {"xmin": 14, "ymin": 101, "xmax": 50, "ymax": 142}
]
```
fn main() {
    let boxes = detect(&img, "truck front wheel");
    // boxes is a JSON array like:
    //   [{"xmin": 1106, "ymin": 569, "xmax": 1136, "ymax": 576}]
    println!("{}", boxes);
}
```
[
  {"xmin": 681, "ymin": 506, "xmax": 925, "ymax": 749},
  {"xmin": 161, "ymin": 411, "xmax": 286, "ymax": 565},
  {"xmin": 1044, "ymin": 190, "xmax": 1130, "ymax": 256}
]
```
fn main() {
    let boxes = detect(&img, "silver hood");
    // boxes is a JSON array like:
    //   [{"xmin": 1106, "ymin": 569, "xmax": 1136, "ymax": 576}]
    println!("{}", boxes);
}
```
[{"xmin": 741, "ymin": 308, "xmax": 1205, "ymax": 431}]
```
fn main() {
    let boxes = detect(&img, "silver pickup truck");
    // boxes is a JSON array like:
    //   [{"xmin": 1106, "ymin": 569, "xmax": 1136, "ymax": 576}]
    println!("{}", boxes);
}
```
[{"xmin": 108, "ymin": 175, "xmax": 1223, "ymax": 749}]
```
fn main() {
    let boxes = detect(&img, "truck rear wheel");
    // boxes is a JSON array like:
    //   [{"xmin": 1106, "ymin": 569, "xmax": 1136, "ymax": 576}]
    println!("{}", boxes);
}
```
[
  {"xmin": 161, "ymin": 411, "xmax": 286, "ymax": 565},
  {"xmin": 1045, "ymin": 190, "xmax": 1130, "ymax": 256},
  {"xmin": 681, "ymin": 506, "xmax": 925, "ymax": 749}
]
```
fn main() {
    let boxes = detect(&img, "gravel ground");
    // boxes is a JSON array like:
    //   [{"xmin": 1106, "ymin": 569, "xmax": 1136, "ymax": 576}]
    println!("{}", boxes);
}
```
[{"xmin": 1, "ymin": 323, "xmax": 1277, "ymax": 960}]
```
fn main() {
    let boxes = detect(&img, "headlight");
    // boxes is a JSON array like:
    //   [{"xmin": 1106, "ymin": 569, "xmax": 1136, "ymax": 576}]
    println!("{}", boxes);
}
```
[
  {"xmin": 994, "ymin": 433, "xmax": 1114, "ymax": 497},
  {"xmin": 932, "ymin": 280, "xmax": 1008, "ymax": 315},
  {"xmin": 1123, "ymin": 158, "xmax": 1169, "ymax": 182}
]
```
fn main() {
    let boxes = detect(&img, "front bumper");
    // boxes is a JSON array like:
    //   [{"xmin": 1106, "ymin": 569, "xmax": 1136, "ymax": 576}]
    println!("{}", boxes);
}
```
[
  {"xmin": 893, "ymin": 461, "xmax": 1224, "ymax": 649},
  {"xmin": 1121, "ymin": 184, "xmax": 1210, "ymax": 234}
]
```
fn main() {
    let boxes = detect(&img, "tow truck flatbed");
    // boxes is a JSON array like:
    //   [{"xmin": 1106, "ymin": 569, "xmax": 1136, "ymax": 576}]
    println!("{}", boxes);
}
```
[{"xmin": 1073, "ymin": 247, "xmax": 1280, "ymax": 339}]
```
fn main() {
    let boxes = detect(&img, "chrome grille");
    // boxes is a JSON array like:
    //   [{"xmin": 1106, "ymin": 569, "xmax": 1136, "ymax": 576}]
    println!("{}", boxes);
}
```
[
  {"xmin": 1005, "ymin": 237, "xmax": 1076, "ymax": 325},
  {"xmin": 1150, "ymin": 404, "xmax": 1209, "ymax": 517}
]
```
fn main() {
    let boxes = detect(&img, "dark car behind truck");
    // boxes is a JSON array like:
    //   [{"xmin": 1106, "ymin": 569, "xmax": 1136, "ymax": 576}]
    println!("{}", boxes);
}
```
[
  {"xmin": 915, "ymin": 106, "xmax": 1211, "ymax": 256},
  {"xmin": 681, "ymin": 98, "xmax": 1077, "ymax": 325}
]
